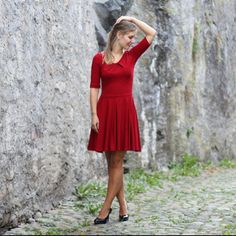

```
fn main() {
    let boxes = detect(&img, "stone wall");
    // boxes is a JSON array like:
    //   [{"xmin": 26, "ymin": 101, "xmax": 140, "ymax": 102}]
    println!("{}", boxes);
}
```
[
  {"xmin": 0, "ymin": 0, "xmax": 106, "ymax": 228},
  {"xmin": 144, "ymin": 0, "xmax": 236, "ymax": 169}
]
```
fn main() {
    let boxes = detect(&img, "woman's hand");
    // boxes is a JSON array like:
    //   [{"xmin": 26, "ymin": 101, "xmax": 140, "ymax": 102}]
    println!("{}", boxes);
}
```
[
  {"xmin": 91, "ymin": 114, "xmax": 99, "ymax": 133},
  {"xmin": 115, "ymin": 16, "xmax": 134, "ymax": 25}
]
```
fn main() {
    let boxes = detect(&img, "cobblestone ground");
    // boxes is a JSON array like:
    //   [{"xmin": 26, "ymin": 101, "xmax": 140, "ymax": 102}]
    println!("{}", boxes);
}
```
[{"xmin": 4, "ymin": 168, "xmax": 236, "ymax": 235}]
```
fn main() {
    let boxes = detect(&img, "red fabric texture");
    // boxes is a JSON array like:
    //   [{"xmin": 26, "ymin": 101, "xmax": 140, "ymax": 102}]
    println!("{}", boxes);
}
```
[{"xmin": 87, "ymin": 37, "xmax": 151, "ymax": 153}]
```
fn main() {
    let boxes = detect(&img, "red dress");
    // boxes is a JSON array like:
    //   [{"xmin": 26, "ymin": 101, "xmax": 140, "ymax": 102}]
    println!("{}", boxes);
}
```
[{"xmin": 87, "ymin": 37, "xmax": 151, "ymax": 153}]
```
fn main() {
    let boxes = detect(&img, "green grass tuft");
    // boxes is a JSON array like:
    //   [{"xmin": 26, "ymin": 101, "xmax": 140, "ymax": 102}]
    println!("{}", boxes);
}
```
[
  {"xmin": 168, "ymin": 153, "xmax": 201, "ymax": 177},
  {"xmin": 222, "ymin": 224, "xmax": 236, "ymax": 235},
  {"xmin": 125, "ymin": 168, "xmax": 164, "ymax": 200},
  {"xmin": 219, "ymin": 159, "xmax": 236, "ymax": 168},
  {"xmin": 73, "ymin": 182, "xmax": 106, "ymax": 200}
]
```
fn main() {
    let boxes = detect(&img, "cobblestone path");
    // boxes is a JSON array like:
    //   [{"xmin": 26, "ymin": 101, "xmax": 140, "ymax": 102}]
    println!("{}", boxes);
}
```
[{"xmin": 4, "ymin": 168, "xmax": 236, "ymax": 235}]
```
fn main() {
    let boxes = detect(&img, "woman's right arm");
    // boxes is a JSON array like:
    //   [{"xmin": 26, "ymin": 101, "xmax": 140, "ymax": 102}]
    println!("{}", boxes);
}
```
[
  {"xmin": 89, "ymin": 53, "xmax": 101, "ymax": 133},
  {"xmin": 90, "ymin": 88, "xmax": 99, "ymax": 133}
]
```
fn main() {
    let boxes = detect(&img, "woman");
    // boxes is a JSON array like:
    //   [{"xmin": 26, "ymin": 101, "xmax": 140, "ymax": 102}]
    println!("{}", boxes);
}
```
[{"xmin": 87, "ymin": 16, "xmax": 157, "ymax": 224}]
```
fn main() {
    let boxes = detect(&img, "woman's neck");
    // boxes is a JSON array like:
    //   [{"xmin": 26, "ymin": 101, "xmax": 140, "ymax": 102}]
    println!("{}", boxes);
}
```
[{"xmin": 112, "ymin": 42, "xmax": 124, "ymax": 55}]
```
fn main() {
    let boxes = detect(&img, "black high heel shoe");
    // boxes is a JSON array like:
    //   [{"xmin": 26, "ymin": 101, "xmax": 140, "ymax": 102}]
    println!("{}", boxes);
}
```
[
  {"xmin": 119, "ymin": 214, "xmax": 129, "ymax": 222},
  {"xmin": 94, "ymin": 208, "xmax": 112, "ymax": 224}
]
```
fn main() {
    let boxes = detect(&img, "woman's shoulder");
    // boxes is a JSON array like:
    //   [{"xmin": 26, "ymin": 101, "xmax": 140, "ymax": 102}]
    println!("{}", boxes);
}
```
[
  {"xmin": 93, "ymin": 51, "xmax": 104, "ymax": 59},
  {"xmin": 92, "ymin": 51, "xmax": 104, "ymax": 64}
]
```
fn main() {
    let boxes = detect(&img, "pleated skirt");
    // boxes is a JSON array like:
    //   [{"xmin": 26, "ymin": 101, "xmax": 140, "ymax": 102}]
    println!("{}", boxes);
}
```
[{"xmin": 87, "ymin": 94, "xmax": 141, "ymax": 153}]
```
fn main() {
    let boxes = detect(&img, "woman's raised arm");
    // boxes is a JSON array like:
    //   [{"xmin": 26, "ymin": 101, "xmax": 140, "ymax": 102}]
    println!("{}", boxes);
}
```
[{"xmin": 115, "ymin": 16, "xmax": 157, "ymax": 44}]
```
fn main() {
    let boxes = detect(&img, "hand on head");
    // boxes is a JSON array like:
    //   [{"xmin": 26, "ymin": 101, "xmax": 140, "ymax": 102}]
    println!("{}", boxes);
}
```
[{"xmin": 115, "ymin": 16, "xmax": 133, "ymax": 25}]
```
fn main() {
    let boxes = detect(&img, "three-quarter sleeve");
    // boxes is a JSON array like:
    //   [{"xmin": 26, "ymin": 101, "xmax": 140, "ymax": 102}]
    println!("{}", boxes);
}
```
[
  {"xmin": 90, "ymin": 53, "xmax": 101, "ymax": 88},
  {"xmin": 129, "ymin": 36, "xmax": 151, "ymax": 64}
]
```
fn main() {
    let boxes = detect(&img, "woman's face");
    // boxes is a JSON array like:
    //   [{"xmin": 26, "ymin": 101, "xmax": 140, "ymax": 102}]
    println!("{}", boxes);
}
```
[{"xmin": 118, "ymin": 31, "xmax": 137, "ymax": 50}]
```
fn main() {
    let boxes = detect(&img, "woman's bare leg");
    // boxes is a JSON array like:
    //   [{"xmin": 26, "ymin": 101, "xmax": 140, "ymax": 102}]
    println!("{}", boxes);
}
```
[
  {"xmin": 105, "ymin": 152, "xmax": 128, "ymax": 216},
  {"xmin": 97, "ymin": 151, "xmax": 126, "ymax": 219},
  {"xmin": 116, "ymin": 178, "xmax": 128, "ymax": 215}
]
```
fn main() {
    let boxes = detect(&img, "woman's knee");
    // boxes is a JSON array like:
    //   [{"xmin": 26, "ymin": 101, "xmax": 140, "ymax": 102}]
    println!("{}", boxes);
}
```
[
  {"xmin": 105, "ymin": 151, "xmax": 112, "ymax": 159},
  {"xmin": 109, "ymin": 151, "xmax": 126, "ymax": 168}
]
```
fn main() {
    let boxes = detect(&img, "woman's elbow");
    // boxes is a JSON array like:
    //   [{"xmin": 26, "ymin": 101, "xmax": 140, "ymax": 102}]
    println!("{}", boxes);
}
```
[{"xmin": 151, "ymin": 30, "xmax": 157, "ymax": 36}]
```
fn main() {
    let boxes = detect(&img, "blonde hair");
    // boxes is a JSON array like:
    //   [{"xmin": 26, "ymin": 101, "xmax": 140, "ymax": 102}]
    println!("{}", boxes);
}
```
[{"xmin": 102, "ymin": 20, "xmax": 137, "ymax": 64}]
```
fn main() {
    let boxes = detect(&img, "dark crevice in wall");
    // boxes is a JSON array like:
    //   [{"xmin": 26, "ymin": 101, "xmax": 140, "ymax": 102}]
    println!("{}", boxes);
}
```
[{"xmin": 93, "ymin": 0, "xmax": 134, "ymax": 50}]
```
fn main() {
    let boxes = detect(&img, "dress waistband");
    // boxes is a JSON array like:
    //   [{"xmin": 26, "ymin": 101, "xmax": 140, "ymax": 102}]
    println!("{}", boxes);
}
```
[{"xmin": 100, "ymin": 93, "xmax": 133, "ymax": 98}]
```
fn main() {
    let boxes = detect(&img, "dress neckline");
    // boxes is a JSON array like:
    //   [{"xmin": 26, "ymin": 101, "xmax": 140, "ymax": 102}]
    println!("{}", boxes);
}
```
[{"xmin": 101, "ymin": 51, "xmax": 127, "ymax": 65}]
